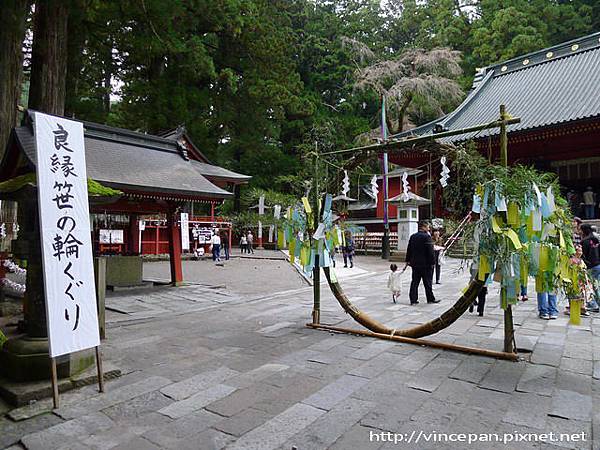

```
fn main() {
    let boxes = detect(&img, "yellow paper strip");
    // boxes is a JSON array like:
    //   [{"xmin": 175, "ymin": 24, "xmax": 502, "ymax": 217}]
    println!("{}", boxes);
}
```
[
  {"xmin": 539, "ymin": 245, "xmax": 549, "ymax": 271},
  {"xmin": 559, "ymin": 231, "xmax": 565, "ymax": 248},
  {"xmin": 491, "ymin": 215, "xmax": 501, "ymax": 233},
  {"xmin": 478, "ymin": 255, "xmax": 490, "ymax": 281},
  {"xmin": 507, "ymin": 202, "xmax": 519, "ymax": 226},
  {"xmin": 289, "ymin": 239, "xmax": 296, "ymax": 265},
  {"xmin": 302, "ymin": 197, "xmax": 312, "ymax": 214},
  {"xmin": 505, "ymin": 229, "xmax": 522, "ymax": 250}
]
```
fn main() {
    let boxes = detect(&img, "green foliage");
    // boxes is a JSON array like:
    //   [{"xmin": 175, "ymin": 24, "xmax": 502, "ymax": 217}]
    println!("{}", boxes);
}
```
[
  {"xmin": 0, "ymin": 173, "xmax": 121, "ymax": 197},
  {"xmin": 58, "ymin": 0, "xmax": 593, "ymax": 207}
]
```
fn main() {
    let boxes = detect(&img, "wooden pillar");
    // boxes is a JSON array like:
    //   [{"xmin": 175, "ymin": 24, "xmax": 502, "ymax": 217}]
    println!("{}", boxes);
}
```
[
  {"xmin": 210, "ymin": 202, "xmax": 215, "ymax": 223},
  {"xmin": 155, "ymin": 223, "xmax": 160, "ymax": 255},
  {"xmin": 167, "ymin": 210, "xmax": 183, "ymax": 285},
  {"xmin": 129, "ymin": 214, "xmax": 139, "ymax": 255}
]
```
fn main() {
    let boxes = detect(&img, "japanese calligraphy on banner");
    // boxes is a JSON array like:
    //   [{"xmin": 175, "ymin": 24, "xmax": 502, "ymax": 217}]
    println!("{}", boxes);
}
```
[
  {"xmin": 180, "ymin": 213, "xmax": 189, "ymax": 250},
  {"xmin": 34, "ymin": 112, "xmax": 100, "ymax": 358}
]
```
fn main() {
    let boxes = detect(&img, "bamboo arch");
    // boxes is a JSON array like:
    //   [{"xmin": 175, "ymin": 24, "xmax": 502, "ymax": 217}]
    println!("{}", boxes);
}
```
[
  {"xmin": 322, "ymin": 267, "xmax": 484, "ymax": 338},
  {"xmin": 307, "ymin": 268, "xmax": 518, "ymax": 360}
]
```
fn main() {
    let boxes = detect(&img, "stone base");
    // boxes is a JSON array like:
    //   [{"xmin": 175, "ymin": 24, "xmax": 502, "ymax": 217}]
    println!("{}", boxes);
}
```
[
  {"xmin": 0, "ymin": 361, "xmax": 122, "ymax": 408},
  {"xmin": 0, "ymin": 336, "xmax": 94, "ymax": 382}
]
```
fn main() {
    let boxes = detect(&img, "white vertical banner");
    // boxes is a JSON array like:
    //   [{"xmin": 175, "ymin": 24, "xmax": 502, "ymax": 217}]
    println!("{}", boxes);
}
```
[
  {"xmin": 34, "ymin": 112, "xmax": 100, "ymax": 358},
  {"xmin": 258, "ymin": 195, "xmax": 265, "ymax": 215},
  {"xmin": 273, "ymin": 204, "xmax": 281, "ymax": 219},
  {"xmin": 258, "ymin": 220, "xmax": 263, "ymax": 239},
  {"xmin": 180, "ymin": 212, "xmax": 189, "ymax": 250},
  {"xmin": 268, "ymin": 225, "xmax": 274, "ymax": 243}
]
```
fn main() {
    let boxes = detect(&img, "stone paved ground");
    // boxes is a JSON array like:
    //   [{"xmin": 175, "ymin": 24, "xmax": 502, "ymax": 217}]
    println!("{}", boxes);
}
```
[{"xmin": 2, "ymin": 254, "xmax": 600, "ymax": 450}]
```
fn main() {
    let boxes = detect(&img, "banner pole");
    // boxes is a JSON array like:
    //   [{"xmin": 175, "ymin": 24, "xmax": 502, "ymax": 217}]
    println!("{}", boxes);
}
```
[
  {"xmin": 50, "ymin": 357, "xmax": 59, "ymax": 409},
  {"xmin": 95, "ymin": 346, "xmax": 105, "ymax": 393}
]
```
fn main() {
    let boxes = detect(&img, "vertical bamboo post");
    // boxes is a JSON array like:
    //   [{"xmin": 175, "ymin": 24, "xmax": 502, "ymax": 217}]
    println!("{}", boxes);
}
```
[
  {"xmin": 312, "ymin": 149, "xmax": 320, "ymax": 325},
  {"xmin": 500, "ymin": 104, "xmax": 516, "ymax": 354}
]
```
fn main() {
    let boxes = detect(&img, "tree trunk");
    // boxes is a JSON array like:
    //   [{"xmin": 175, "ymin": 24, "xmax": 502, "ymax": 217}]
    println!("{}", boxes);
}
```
[
  {"xmin": 103, "ymin": 41, "xmax": 113, "ymax": 114},
  {"xmin": 0, "ymin": 0, "xmax": 29, "ymax": 156},
  {"xmin": 64, "ymin": 0, "xmax": 87, "ymax": 118},
  {"xmin": 28, "ymin": 0, "xmax": 69, "ymax": 115}
]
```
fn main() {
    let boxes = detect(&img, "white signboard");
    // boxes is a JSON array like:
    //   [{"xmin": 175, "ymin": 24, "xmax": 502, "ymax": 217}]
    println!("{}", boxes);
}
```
[
  {"xmin": 180, "ymin": 213, "xmax": 190, "ymax": 250},
  {"xmin": 98, "ymin": 229, "xmax": 124, "ymax": 244},
  {"xmin": 34, "ymin": 112, "xmax": 100, "ymax": 358}
]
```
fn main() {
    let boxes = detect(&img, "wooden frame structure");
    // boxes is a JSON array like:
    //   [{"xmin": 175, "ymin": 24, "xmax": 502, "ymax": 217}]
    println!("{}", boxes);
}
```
[{"xmin": 307, "ymin": 106, "xmax": 521, "ymax": 357}]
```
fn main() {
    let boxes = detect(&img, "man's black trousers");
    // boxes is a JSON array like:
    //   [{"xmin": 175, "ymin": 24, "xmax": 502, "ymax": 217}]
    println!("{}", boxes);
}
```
[{"xmin": 409, "ymin": 266, "xmax": 436, "ymax": 304}]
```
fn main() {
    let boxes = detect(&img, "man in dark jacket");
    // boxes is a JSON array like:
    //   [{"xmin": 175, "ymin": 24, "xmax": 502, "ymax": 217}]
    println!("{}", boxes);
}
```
[
  {"xmin": 581, "ymin": 224, "xmax": 600, "ymax": 310},
  {"xmin": 405, "ymin": 220, "xmax": 439, "ymax": 305}
]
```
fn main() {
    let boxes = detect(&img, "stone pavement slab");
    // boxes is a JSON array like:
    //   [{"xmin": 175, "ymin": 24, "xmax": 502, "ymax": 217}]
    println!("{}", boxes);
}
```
[
  {"xmin": 158, "ymin": 384, "xmax": 237, "ymax": 419},
  {"xmin": 549, "ymin": 389, "xmax": 592, "ymax": 421},
  {"xmin": 302, "ymin": 373, "xmax": 369, "ymax": 411},
  {"xmin": 4, "ymin": 256, "xmax": 600, "ymax": 449},
  {"xmin": 225, "ymin": 402, "xmax": 325, "ymax": 450},
  {"xmin": 281, "ymin": 397, "xmax": 374, "ymax": 450},
  {"xmin": 142, "ymin": 409, "xmax": 222, "ymax": 447},
  {"xmin": 20, "ymin": 412, "xmax": 114, "ymax": 450},
  {"xmin": 159, "ymin": 366, "xmax": 239, "ymax": 401},
  {"xmin": 54, "ymin": 376, "xmax": 172, "ymax": 420}
]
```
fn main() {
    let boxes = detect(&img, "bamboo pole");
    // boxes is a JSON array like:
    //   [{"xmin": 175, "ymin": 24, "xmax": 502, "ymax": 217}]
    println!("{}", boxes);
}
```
[
  {"xmin": 312, "ymin": 148, "xmax": 320, "ymax": 325},
  {"xmin": 306, "ymin": 323, "xmax": 519, "ymax": 361},
  {"xmin": 499, "ymin": 104, "xmax": 517, "ymax": 354},
  {"xmin": 320, "ymin": 117, "xmax": 521, "ymax": 156}
]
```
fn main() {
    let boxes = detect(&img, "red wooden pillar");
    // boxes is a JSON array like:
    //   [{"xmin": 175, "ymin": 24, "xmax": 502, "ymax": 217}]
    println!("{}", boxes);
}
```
[
  {"xmin": 210, "ymin": 202, "xmax": 215, "ymax": 223},
  {"xmin": 167, "ymin": 210, "xmax": 183, "ymax": 285},
  {"xmin": 129, "ymin": 214, "xmax": 139, "ymax": 255}
]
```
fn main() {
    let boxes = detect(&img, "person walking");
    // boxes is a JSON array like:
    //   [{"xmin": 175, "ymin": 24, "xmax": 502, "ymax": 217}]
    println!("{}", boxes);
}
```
[
  {"xmin": 432, "ymin": 229, "xmax": 444, "ymax": 284},
  {"xmin": 387, "ymin": 263, "xmax": 403, "ymax": 303},
  {"xmin": 221, "ymin": 232, "xmax": 230, "ymax": 260},
  {"xmin": 247, "ymin": 230, "xmax": 255, "ymax": 254},
  {"xmin": 240, "ymin": 234, "xmax": 247, "ymax": 253},
  {"xmin": 343, "ymin": 233, "xmax": 355, "ymax": 268},
  {"xmin": 581, "ymin": 224, "xmax": 600, "ymax": 312},
  {"xmin": 583, "ymin": 187, "xmax": 596, "ymax": 220},
  {"xmin": 405, "ymin": 220, "xmax": 439, "ymax": 305},
  {"xmin": 211, "ymin": 231, "xmax": 221, "ymax": 262}
]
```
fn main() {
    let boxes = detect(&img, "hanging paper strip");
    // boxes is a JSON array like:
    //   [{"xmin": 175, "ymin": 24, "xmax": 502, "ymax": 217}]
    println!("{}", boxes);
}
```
[
  {"xmin": 472, "ymin": 194, "xmax": 482, "ymax": 213},
  {"xmin": 300, "ymin": 245, "xmax": 310, "ymax": 267},
  {"xmin": 302, "ymin": 197, "xmax": 312, "ymax": 214},
  {"xmin": 440, "ymin": 156, "xmax": 450, "ymax": 187},
  {"xmin": 323, "ymin": 194, "xmax": 332, "ymax": 217},
  {"xmin": 539, "ymin": 245, "xmax": 549, "ymax": 272},
  {"xmin": 313, "ymin": 223, "xmax": 326, "ymax": 240},
  {"xmin": 289, "ymin": 239, "xmax": 296, "ymax": 264},
  {"xmin": 505, "ymin": 229, "xmax": 522, "ymax": 250},
  {"xmin": 495, "ymin": 186, "xmax": 507, "ymax": 212},
  {"xmin": 370, "ymin": 175, "xmax": 379, "ymax": 206},
  {"xmin": 507, "ymin": 202, "xmax": 519, "ymax": 226},
  {"xmin": 401, "ymin": 171, "xmax": 410, "ymax": 201},
  {"xmin": 341, "ymin": 170, "xmax": 350, "ymax": 196},
  {"xmin": 329, "ymin": 267, "xmax": 338, "ymax": 283},
  {"xmin": 478, "ymin": 255, "xmax": 491, "ymax": 281},
  {"xmin": 491, "ymin": 215, "xmax": 502, "ymax": 233}
]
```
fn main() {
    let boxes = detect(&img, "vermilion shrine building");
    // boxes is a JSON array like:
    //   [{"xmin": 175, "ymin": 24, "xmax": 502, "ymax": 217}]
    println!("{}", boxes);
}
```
[
  {"xmin": 0, "ymin": 112, "xmax": 250, "ymax": 285},
  {"xmin": 350, "ymin": 32, "xmax": 600, "ymax": 230}
]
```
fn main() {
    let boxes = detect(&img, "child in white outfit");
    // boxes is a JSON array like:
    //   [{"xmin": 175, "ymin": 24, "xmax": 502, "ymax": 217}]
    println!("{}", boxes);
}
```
[{"xmin": 387, "ymin": 264, "xmax": 403, "ymax": 303}]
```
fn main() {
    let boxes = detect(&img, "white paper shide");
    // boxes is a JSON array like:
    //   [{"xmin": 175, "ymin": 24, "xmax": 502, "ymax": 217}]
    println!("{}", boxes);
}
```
[{"xmin": 34, "ymin": 112, "xmax": 100, "ymax": 358}]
